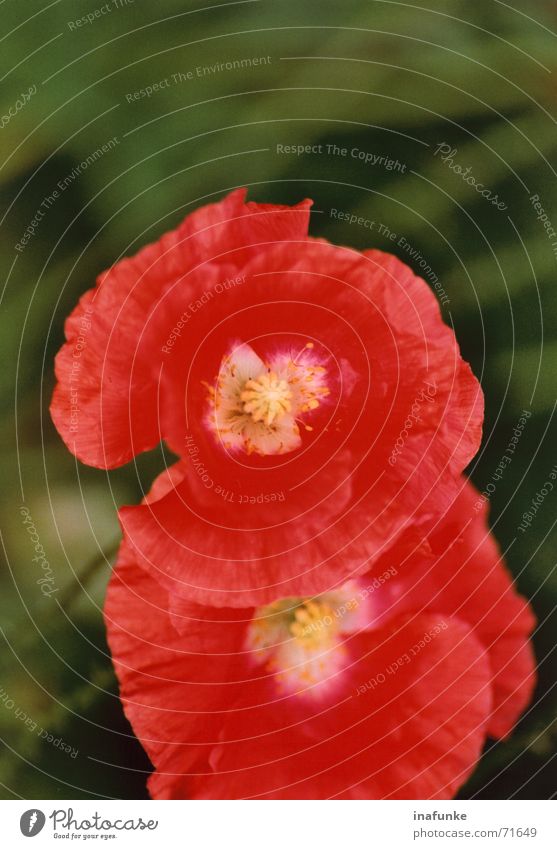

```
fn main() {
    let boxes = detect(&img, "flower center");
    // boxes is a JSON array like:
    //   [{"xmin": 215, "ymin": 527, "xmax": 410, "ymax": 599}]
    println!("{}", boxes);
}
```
[
  {"xmin": 204, "ymin": 341, "xmax": 330, "ymax": 456},
  {"xmin": 240, "ymin": 372, "xmax": 292, "ymax": 426},
  {"xmin": 246, "ymin": 583, "xmax": 365, "ymax": 698}
]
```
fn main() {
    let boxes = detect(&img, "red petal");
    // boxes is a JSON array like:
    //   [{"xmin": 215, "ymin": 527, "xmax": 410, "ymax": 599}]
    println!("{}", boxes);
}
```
[
  {"xmin": 118, "ymin": 455, "xmax": 362, "ymax": 608},
  {"xmin": 374, "ymin": 481, "xmax": 536, "ymax": 739},
  {"xmin": 104, "ymin": 541, "xmax": 253, "ymax": 779}
]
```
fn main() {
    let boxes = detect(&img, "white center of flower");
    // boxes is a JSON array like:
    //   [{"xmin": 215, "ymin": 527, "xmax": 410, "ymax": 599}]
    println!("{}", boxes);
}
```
[
  {"xmin": 246, "ymin": 583, "xmax": 366, "ymax": 698},
  {"xmin": 204, "ymin": 341, "xmax": 330, "ymax": 456}
]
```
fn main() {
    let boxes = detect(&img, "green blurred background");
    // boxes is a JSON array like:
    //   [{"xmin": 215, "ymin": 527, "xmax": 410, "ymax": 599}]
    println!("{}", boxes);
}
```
[{"xmin": 1, "ymin": 0, "xmax": 556, "ymax": 799}]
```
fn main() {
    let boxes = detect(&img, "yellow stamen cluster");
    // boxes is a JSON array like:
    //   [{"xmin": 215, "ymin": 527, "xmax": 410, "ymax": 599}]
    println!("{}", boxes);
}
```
[
  {"xmin": 241, "ymin": 372, "xmax": 292, "ymax": 426},
  {"xmin": 246, "ymin": 592, "xmax": 357, "ymax": 695},
  {"xmin": 289, "ymin": 600, "xmax": 337, "ymax": 649}
]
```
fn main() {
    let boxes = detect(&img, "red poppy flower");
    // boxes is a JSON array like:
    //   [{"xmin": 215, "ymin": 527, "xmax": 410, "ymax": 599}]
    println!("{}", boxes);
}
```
[
  {"xmin": 51, "ymin": 189, "xmax": 483, "ymax": 606},
  {"xmin": 104, "ymin": 480, "xmax": 535, "ymax": 799}
]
